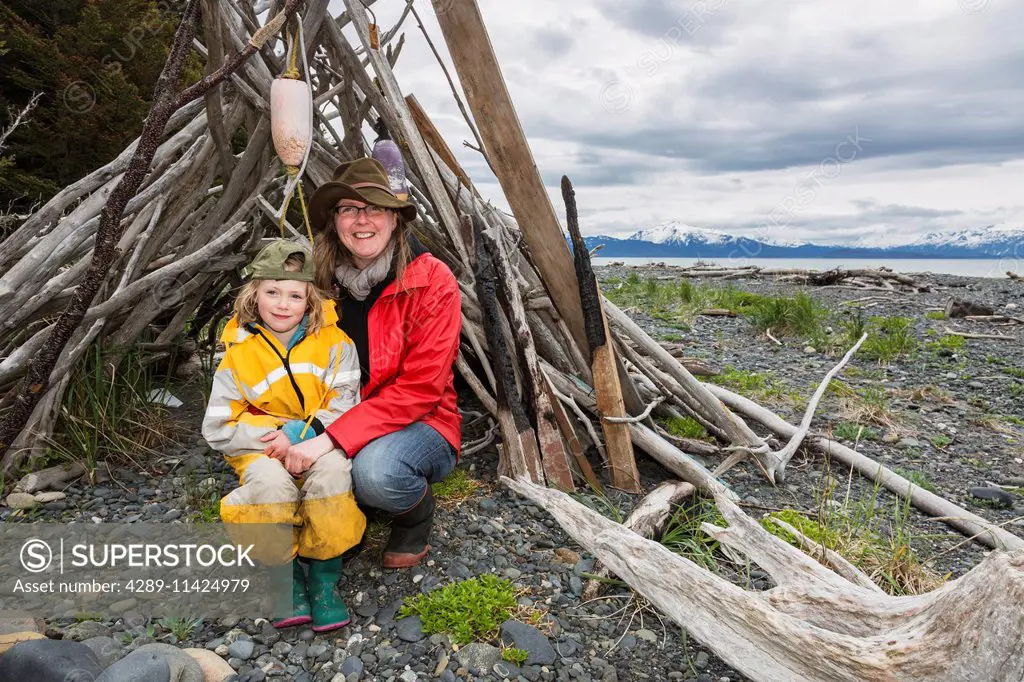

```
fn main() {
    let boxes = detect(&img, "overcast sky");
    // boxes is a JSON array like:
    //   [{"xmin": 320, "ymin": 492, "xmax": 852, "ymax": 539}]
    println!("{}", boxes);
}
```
[{"xmin": 334, "ymin": 0, "xmax": 1024, "ymax": 245}]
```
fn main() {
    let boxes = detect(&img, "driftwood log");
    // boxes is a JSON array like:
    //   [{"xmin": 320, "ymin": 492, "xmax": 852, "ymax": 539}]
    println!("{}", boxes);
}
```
[{"xmin": 505, "ymin": 475, "xmax": 1024, "ymax": 682}]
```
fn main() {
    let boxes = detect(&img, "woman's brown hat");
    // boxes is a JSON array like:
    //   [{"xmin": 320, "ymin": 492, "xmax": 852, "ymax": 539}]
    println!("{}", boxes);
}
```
[{"xmin": 308, "ymin": 157, "xmax": 417, "ymax": 229}]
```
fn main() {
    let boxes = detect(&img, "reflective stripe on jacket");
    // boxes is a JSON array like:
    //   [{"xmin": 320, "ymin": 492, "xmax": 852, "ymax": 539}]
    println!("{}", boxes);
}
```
[
  {"xmin": 326, "ymin": 252, "xmax": 462, "ymax": 458},
  {"xmin": 203, "ymin": 300, "xmax": 360, "ymax": 457}
]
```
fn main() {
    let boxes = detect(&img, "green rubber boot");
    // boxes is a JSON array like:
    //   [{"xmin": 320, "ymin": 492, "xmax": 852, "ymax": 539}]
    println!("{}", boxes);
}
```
[
  {"xmin": 273, "ymin": 560, "xmax": 312, "ymax": 628},
  {"xmin": 308, "ymin": 556, "xmax": 350, "ymax": 632}
]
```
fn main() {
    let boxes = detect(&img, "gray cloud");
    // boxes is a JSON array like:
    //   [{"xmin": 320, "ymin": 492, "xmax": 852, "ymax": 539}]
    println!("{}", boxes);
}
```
[{"xmin": 530, "ymin": 2, "xmax": 1024, "ymax": 175}]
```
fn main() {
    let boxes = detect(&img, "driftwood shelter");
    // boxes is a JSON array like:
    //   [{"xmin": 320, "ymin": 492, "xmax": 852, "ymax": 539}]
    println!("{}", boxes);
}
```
[{"xmin": 0, "ymin": 1, "xmax": 1021, "ymax": 680}]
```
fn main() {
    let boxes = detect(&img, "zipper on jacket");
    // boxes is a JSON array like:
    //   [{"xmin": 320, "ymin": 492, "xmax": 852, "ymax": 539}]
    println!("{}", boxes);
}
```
[{"xmin": 247, "ymin": 324, "xmax": 306, "ymax": 411}]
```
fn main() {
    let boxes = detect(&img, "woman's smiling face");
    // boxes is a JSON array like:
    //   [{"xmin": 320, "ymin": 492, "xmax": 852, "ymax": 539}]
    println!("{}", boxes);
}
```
[{"xmin": 333, "ymin": 199, "xmax": 397, "ymax": 268}]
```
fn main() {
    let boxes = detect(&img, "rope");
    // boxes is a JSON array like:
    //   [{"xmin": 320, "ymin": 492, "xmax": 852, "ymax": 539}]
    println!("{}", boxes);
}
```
[{"xmin": 283, "ymin": 25, "xmax": 300, "ymax": 79}]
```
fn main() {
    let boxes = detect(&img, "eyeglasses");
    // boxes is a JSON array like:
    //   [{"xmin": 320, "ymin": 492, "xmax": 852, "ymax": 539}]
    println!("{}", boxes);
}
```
[{"xmin": 334, "ymin": 204, "xmax": 388, "ymax": 220}]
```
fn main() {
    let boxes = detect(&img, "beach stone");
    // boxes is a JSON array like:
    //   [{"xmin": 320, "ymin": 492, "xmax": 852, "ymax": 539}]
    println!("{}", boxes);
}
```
[
  {"xmin": 635, "ymin": 628, "xmax": 658, "ymax": 643},
  {"xmin": 454, "ymin": 642, "xmax": 502, "ymax": 675},
  {"xmin": 500, "ymin": 620, "xmax": 556, "ymax": 666},
  {"xmin": 131, "ymin": 643, "xmax": 205, "ymax": 682},
  {"xmin": 95, "ymin": 649, "xmax": 172, "ymax": 681},
  {"xmin": 182, "ymin": 648, "xmax": 236, "ymax": 681},
  {"xmin": 227, "ymin": 639, "xmax": 255, "ymax": 661},
  {"xmin": 340, "ymin": 656, "xmax": 363, "ymax": 677},
  {"xmin": 395, "ymin": 616, "xmax": 424, "ymax": 642},
  {"xmin": 33, "ymin": 491, "xmax": 67, "ymax": 503},
  {"xmin": 81, "ymin": 635, "xmax": 126, "ymax": 668},
  {"xmin": 5, "ymin": 492, "xmax": 38, "ymax": 509},
  {"xmin": 968, "ymin": 486, "xmax": 1014, "ymax": 507},
  {"xmin": 0, "ymin": 616, "xmax": 46, "ymax": 654},
  {"xmin": 65, "ymin": 621, "xmax": 113, "ymax": 641},
  {"xmin": 0, "ymin": 638, "xmax": 104, "ymax": 681}
]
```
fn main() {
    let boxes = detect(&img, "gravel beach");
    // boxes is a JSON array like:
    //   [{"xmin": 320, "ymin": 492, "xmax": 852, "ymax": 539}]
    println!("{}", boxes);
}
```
[{"xmin": 2, "ymin": 266, "xmax": 1021, "ymax": 682}]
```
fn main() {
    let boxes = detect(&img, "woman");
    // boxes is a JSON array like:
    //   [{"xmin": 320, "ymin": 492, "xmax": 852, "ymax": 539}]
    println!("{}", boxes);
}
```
[{"xmin": 282, "ymin": 157, "xmax": 461, "ymax": 569}]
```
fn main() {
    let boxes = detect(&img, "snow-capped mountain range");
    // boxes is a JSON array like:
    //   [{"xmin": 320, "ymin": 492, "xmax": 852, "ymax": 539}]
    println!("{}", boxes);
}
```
[{"xmin": 581, "ymin": 221, "xmax": 1024, "ymax": 259}]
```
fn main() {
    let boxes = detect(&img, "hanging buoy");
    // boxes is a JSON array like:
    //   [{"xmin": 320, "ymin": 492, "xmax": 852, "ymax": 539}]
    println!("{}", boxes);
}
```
[
  {"xmin": 271, "ymin": 76, "xmax": 312, "ymax": 168},
  {"xmin": 371, "ymin": 118, "xmax": 409, "ymax": 200}
]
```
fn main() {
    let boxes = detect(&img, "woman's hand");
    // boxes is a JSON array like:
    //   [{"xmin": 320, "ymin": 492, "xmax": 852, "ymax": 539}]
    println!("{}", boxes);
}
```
[
  {"xmin": 283, "ymin": 433, "xmax": 334, "ymax": 476},
  {"xmin": 260, "ymin": 430, "xmax": 292, "ymax": 459}
]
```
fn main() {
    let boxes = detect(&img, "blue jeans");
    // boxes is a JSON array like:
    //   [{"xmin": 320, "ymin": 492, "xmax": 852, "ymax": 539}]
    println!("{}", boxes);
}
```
[{"xmin": 350, "ymin": 422, "xmax": 456, "ymax": 513}]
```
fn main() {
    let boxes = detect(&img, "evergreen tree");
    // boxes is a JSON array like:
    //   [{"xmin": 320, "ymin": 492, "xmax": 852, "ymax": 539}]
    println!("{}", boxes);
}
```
[{"xmin": 0, "ymin": 0, "xmax": 200, "ymax": 210}]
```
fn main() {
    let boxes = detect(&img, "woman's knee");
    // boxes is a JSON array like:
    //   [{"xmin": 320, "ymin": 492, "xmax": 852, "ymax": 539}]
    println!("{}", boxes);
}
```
[{"xmin": 351, "ymin": 451, "xmax": 421, "ymax": 513}]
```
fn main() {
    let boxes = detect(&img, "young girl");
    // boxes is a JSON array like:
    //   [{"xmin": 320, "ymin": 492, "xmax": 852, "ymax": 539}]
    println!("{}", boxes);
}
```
[{"xmin": 202, "ymin": 239, "xmax": 365, "ymax": 632}]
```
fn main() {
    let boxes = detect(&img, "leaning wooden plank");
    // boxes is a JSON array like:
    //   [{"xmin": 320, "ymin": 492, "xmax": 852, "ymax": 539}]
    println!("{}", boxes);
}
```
[
  {"xmin": 541, "ymin": 372, "xmax": 603, "ymax": 493},
  {"xmin": 480, "ymin": 218, "xmax": 574, "ymax": 490},
  {"xmin": 505, "ymin": 475, "xmax": 1024, "ymax": 682},
  {"xmin": 405, "ymin": 94, "xmax": 475, "ymax": 193},
  {"xmin": 562, "ymin": 176, "xmax": 640, "ymax": 492},
  {"xmin": 429, "ymin": 0, "xmax": 588, "ymax": 348},
  {"xmin": 474, "ymin": 218, "xmax": 543, "ymax": 483}
]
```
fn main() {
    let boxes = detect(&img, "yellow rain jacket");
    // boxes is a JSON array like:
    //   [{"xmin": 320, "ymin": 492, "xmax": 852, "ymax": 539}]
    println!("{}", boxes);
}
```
[{"xmin": 203, "ymin": 300, "xmax": 365, "ymax": 562}]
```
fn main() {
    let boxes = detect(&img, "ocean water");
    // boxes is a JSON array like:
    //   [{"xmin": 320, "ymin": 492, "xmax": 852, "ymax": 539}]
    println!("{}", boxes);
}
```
[{"xmin": 590, "ymin": 257, "xmax": 1023, "ymax": 279}]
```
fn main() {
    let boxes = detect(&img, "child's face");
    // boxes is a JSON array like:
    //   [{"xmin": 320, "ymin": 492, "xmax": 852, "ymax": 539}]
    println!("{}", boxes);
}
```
[{"xmin": 256, "ymin": 279, "xmax": 308, "ymax": 335}]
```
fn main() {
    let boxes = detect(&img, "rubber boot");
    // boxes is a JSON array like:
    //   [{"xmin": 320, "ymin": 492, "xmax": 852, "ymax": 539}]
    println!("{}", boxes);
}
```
[
  {"xmin": 307, "ymin": 556, "xmax": 350, "ymax": 632},
  {"xmin": 272, "ymin": 559, "xmax": 312, "ymax": 628},
  {"xmin": 382, "ymin": 487, "xmax": 435, "ymax": 569}
]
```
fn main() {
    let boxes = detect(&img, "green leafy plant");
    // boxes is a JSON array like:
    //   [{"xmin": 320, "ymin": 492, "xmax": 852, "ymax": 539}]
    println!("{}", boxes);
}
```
[
  {"xmin": 924, "ymin": 311, "xmax": 946, "ymax": 320},
  {"xmin": 432, "ymin": 467, "xmax": 483, "ymax": 504},
  {"xmin": 709, "ymin": 366, "xmax": 788, "ymax": 402},
  {"xmin": 929, "ymin": 434, "xmax": 952, "ymax": 449},
  {"xmin": 502, "ymin": 647, "xmax": 529, "ymax": 666},
  {"xmin": 745, "ymin": 292, "xmax": 826, "ymax": 338},
  {"xmin": 399, "ymin": 574, "xmax": 517, "ymax": 645},
  {"xmin": 858, "ymin": 316, "xmax": 917, "ymax": 363},
  {"xmin": 160, "ymin": 615, "xmax": 201, "ymax": 642},
  {"xmin": 659, "ymin": 415, "xmax": 709, "ymax": 440},
  {"xmin": 896, "ymin": 469, "xmax": 937, "ymax": 494},
  {"xmin": 832, "ymin": 422, "xmax": 879, "ymax": 442},
  {"xmin": 925, "ymin": 334, "xmax": 965, "ymax": 354}
]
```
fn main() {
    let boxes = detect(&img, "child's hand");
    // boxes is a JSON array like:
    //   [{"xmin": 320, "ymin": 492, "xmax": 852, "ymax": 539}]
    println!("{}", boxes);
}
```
[
  {"xmin": 283, "ymin": 434, "xmax": 333, "ymax": 476},
  {"xmin": 260, "ymin": 430, "xmax": 292, "ymax": 459}
]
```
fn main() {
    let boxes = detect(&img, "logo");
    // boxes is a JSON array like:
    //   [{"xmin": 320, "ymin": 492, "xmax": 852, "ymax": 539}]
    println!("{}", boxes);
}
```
[{"xmin": 20, "ymin": 539, "xmax": 53, "ymax": 573}]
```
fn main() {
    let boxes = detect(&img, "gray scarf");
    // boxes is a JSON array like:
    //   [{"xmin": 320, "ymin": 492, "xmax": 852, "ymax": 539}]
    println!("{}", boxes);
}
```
[{"xmin": 334, "ymin": 242, "xmax": 395, "ymax": 301}]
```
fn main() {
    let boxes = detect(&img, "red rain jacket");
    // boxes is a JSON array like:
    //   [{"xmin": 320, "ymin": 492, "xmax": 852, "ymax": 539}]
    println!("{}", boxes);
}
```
[{"xmin": 326, "ymin": 252, "xmax": 462, "ymax": 458}]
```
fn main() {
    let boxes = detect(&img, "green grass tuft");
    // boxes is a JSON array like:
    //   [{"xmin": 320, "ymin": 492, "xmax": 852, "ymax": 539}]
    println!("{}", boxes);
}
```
[
  {"xmin": 432, "ymin": 468, "xmax": 483, "ymax": 504},
  {"xmin": 832, "ymin": 422, "xmax": 880, "ymax": 441},
  {"xmin": 659, "ymin": 415, "xmax": 709, "ymax": 440},
  {"xmin": 857, "ymin": 316, "xmax": 917, "ymax": 362},
  {"xmin": 660, "ymin": 496, "xmax": 727, "ymax": 572},
  {"xmin": 896, "ymin": 469, "xmax": 938, "ymax": 493}
]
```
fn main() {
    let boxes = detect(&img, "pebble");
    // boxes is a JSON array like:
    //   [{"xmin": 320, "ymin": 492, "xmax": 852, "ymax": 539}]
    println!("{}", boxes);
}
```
[{"xmin": 228, "ymin": 639, "xmax": 255, "ymax": 661}]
